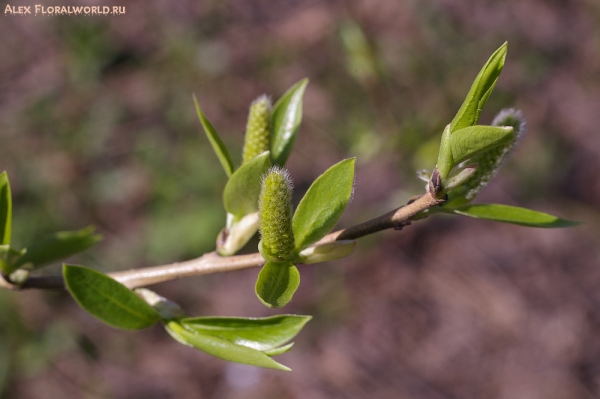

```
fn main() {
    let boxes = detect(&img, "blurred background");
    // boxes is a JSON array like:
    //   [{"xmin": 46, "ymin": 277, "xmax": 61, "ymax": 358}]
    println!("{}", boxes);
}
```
[{"xmin": 1, "ymin": 0, "xmax": 599, "ymax": 398}]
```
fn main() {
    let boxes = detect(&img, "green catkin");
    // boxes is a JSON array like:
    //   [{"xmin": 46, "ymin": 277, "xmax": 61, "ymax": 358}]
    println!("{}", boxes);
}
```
[
  {"xmin": 259, "ymin": 167, "xmax": 295, "ymax": 262},
  {"xmin": 450, "ymin": 108, "xmax": 526, "ymax": 200},
  {"xmin": 242, "ymin": 95, "xmax": 271, "ymax": 164}
]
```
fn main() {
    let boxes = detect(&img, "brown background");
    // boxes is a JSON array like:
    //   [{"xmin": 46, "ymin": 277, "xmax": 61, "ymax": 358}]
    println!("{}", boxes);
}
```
[{"xmin": 1, "ymin": 0, "xmax": 599, "ymax": 398}]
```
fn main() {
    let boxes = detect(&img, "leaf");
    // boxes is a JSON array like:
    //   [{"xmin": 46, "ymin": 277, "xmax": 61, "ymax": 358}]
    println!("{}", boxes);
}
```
[
  {"xmin": 271, "ymin": 79, "xmax": 309, "ymax": 166},
  {"xmin": 0, "ymin": 172, "xmax": 12, "ymax": 245},
  {"xmin": 223, "ymin": 151, "xmax": 271, "ymax": 219},
  {"xmin": 63, "ymin": 264, "xmax": 160, "ymax": 330},
  {"xmin": 293, "ymin": 158, "xmax": 355, "ymax": 252},
  {"xmin": 193, "ymin": 95, "xmax": 235, "ymax": 177},
  {"xmin": 15, "ymin": 227, "xmax": 102, "ymax": 269},
  {"xmin": 450, "ymin": 42, "xmax": 507, "ymax": 133},
  {"xmin": 255, "ymin": 261, "xmax": 300, "ymax": 308},
  {"xmin": 166, "ymin": 321, "xmax": 290, "ymax": 371},
  {"xmin": 444, "ymin": 204, "xmax": 580, "ymax": 228},
  {"xmin": 180, "ymin": 314, "xmax": 311, "ymax": 352},
  {"xmin": 450, "ymin": 125, "xmax": 514, "ymax": 166}
]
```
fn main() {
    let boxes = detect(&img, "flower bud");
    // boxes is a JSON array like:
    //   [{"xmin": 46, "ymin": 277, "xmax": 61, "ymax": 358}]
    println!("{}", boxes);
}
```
[
  {"xmin": 450, "ymin": 108, "xmax": 526, "ymax": 200},
  {"xmin": 242, "ymin": 95, "xmax": 271, "ymax": 164},
  {"xmin": 258, "ymin": 167, "xmax": 294, "ymax": 262}
]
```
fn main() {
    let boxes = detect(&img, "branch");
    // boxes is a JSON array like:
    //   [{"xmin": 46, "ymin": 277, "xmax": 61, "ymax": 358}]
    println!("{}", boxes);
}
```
[{"xmin": 3, "ymin": 187, "xmax": 444, "ymax": 291}]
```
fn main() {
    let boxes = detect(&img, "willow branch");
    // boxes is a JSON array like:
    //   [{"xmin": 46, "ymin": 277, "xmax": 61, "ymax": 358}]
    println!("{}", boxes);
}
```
[{"xmin": 2, "ymin": 183, "xmax": 444, "ymax": 291}]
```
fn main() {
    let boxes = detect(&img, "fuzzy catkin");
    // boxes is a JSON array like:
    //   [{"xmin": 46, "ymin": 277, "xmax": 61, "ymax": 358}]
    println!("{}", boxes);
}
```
[
  {"xmin": 451, "ymin": 108, "xmax": 526, "ymax": 200},
  {"xmin": 259, "ymin": 167, "xmax": 295, "ymax": 261},
  {"xmin": 242, "ymin": 95, "xmax": 271, "ymax": 164}
]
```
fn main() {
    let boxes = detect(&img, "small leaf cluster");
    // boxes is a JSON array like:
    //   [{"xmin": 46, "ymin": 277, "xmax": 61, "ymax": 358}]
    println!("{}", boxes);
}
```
[
  {"xmin": 0, "ymin": 172, "xmax": 101, "ymax": 283},
  {"xmin": 256, "ymin": 159, "xmax": 356, "ymax": 308},
  {"xmin": 63, "ymin": 264, "xmax": 308, "ymax": 370},
  {"xmin": 194, "ymin": 79, "xmax": 309, "ymax": 256},
  {"xmin": 422, "ymin": 43, "xmax": 578, "ymax": 228}
]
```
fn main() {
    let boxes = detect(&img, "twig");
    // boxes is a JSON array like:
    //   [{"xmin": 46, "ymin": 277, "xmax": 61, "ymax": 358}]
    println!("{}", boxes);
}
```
[{"xmin": 2, "ymin": 189, "xmax": 443, "ymax": 291}]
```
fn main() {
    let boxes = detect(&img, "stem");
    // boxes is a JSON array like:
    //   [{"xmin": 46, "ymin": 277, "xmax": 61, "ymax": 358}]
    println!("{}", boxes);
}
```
[{"xmin": 2, "ymin": 190, "xmax": 443, "ymax": 291}]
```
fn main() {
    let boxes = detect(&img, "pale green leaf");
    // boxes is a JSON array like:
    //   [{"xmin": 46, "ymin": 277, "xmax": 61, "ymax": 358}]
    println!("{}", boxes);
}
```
[
  {"xmin": 63, "ymin": 264, "xmax": 160, "ymax": 330},
  {"xmin": 193, "ymin": 95, "xmax": 235, "ymax": 177},
  {"xmin": 292, "ymin": 158, "xmax": 355, "ymax": 252},
  {"xmin": 166, "ymin": 321, "xmax": 290, "ymax": 371},
  {"xmin": 180, "ymin": 314, "xmax": 311, "ymax": 352},
  {"xmin": 271, "ymin": 79, "xmax": 308, "ymax": 166},
  {"xmin": 15, "ymin": 227, "xmax": 102, "ymax": 269},
  {"xmin": 445, "ymin": 204, "xmax": 580, "ymax": 228},
  {"xmin": 450, "ymin": 42, "xmax": 507, "ymax": 132},
  {"xmin": 255, "ymin": 261, "xmax": 300, "ymax": 308},
  {"xmin": 223, "ymin": 151, "xmax": 271, "ymax": 219},
  {"xmin": 0, "ymin": 172, "xmax": 12, "ymax": 245}
]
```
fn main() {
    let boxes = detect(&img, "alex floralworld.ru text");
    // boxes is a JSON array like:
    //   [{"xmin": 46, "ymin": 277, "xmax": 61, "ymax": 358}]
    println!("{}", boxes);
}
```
[{"xmin": 5, "ymin": 5, "xmax": 126, "ymax": 15}]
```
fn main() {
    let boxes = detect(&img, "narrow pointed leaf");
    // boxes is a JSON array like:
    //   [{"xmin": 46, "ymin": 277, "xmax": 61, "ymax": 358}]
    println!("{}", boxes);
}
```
[
  {"xmin": 450, "ymin": 125, "xmax": 514, "ymax": 166},
  {"xmin": 0, "ymin": 172, "xmax": 12, "ymax": 245},
  {"xmin": 436, "ymin": 124, "xmax": 453, "ymax": 178},
  {"xmin": 444, "ymin": 204, "xmax": 580, "ymax": 228},
  {"xmin": 450, "ymin": 42, "xmax": 507, "ymax": 132},
  {"xmin": 271, "ymin": 79, "xmax": 308, "ymax": 166},
  {"xmin": 293, "ymin": 158, "xmax": 355, "ymax": 251},
  {"xmin": 64, "ymin": 264, "xmax": 160, "ymax": 330},
  {"xmin": 193, "ymin": 95, "xmax": 235, "ymax": 177},
  {"xmin": 180, "ymin": 314, "xmax": 311, "ymax": 352},
  {"xmin": 15, "ymin": 227, "xmax": 102, "ymax": 269},
  {"xmin": 223, "ymin": 151, "xmax": 271, "ymax": 219},
  {"xmin": 255, "ymin": 261, "xmax": 300, "ymax": 308},
  {"xmin": 166, "ymin": 321, "xmax": 290, "ymax": 371}
]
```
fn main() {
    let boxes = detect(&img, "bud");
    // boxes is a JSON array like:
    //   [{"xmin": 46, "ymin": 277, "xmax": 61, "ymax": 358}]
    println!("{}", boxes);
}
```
[
  {"xmin": 135, "ymin": 288, "xmax": 184, "ymax": 320},
  {"xmin": 450, "ymin": 108, "xmax": 526, "ymax": 200},
  {"xmin": 258, "ymin": 167, "xmax": 294, "ymax": 262},
  {"xmin": 216, "ymin": 212, "xmax": 260, "ymax": 256},
  {"xmin": 242, "ymin": 95, "xmax": 271, "ymax": 164},
  {"xmin": 296, "ymin": 240, "xmax": 356, "ymax": 264}
]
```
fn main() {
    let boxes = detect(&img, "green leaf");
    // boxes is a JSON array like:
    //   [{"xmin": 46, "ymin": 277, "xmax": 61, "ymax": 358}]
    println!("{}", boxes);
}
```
[
  {"xmin": 444, "ymin": 204, "xmax": 580, "ymax": 228},
  {"xmin": 180, "ymin": 314, "xmax": 311, "ymax": 352},
  {"xmin": 223, "ymin": 151, "xmax": 271, "ymax": 219},
  {"xmin": 63, "ymin": 264, "xmax": 160, "ymax": 330},
  {"xmin": 271, "ymin": 79, "xmax": 309, "ymax": 166},
  {"xmin": 436, "ymin": 124, "xmax": 453, "ymax": 179},
  {"xmin": 293, "ymin": 158, "xmax": 355, "ymax": 252},
  {"xmin": 15, "ymin": 227, "xmax": 102, "ymax": 269},
  {"xmin": 450, "ymin": 42, "xmax": 507, "ymax": 133},
  {"xmin": 0, "ymin": 172, "xmax": 12, "ymax": 245},
  {"xmin": 255, "ymin": 261, "xmax": 300, "ymax": 308},
  {"xmin": 166, "ymin": 321, "xmax": 290, "ymax": 371},
  {"xmin": 450, "ymin": 125, "xmax": 513, "ymax": 165},
  {"xmin": 193, "ymin": 95, "xmax": 235, "ymax": 177}
]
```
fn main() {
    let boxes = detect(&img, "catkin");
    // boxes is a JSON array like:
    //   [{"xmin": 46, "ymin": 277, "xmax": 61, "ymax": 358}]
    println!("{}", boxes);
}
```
[
  {"xmin": 242, "ymin": 95, "xmax": 271, "ymax": 164},
  {"xmin": 259, "ymin": 167, "xmax": 295, "ymax": 261}
]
